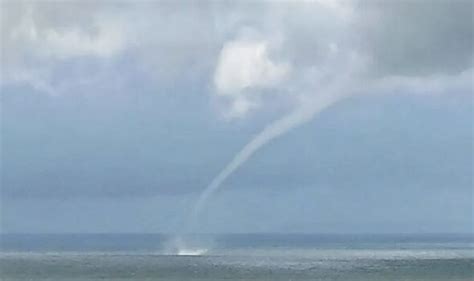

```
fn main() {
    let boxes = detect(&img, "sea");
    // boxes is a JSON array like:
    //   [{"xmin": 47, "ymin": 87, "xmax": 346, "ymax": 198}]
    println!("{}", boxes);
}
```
[{"xmin": 1, "ymin": 233, "xmax": 473, "ymax": 280}]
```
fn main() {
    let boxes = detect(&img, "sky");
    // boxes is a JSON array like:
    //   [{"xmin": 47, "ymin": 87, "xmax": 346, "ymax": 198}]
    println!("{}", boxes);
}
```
[{"xmin": 0, "ymin": 0, "xmax": 473, "ymax": 234}]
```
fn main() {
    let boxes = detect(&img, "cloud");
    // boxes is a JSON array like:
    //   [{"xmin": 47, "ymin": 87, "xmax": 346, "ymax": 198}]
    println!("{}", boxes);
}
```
[
  {"xmin": 209, "ymin": 1, "xmax": 359, "ymax": 119},
  {"xmin": 1, "ymin": 1, "xmax": 127, "ymax": 94},
  {"xmin": 213, "ymin": 33, "xmax": 290, "ymax": 118},
  {"xmin": 214, "ymin": 37, "xmax": 289, "ymax": 95},
  {"xmin": 2, "ymin": 1, "xmax": 126, "ymax": 58},
  {"xmin": 371, "ymin": 68, "xmax": 474, "ymax": 98},
  {"xmin": 10, "ymin": 6, "xmax": 124, "ymax": 59},
  {"xmin": 356, "ymin": 0, "xmax": 473, "ymax": 76},
  {"xmin": 2, "ymin": 1, "xmax": 472, "ymax": 98}
]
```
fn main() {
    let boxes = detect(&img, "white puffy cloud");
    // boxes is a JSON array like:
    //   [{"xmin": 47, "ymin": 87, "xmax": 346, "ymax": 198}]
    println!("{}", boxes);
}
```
[
  {"xmin": 213, "ymin": 34, "xmax": 290, "ymax": 118},
  {"xmin": 214, "ymin": 38, "xmax": 289, "ymax": 96},
  {"xmin": 210, "ymin": 1, "xmax": 359, "ymax": 119}
]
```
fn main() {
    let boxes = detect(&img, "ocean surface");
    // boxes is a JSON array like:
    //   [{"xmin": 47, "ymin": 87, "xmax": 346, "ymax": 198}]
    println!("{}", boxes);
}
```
[{"xmin": 1, "ymin": 233, "xmax": 473, "ymax": 280}]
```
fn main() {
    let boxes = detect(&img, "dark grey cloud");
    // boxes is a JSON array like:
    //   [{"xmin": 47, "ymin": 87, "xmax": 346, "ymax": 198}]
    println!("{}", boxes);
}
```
[{"xmin": 357, "ymin": 0, "xmax": 473, "ymax": 76}]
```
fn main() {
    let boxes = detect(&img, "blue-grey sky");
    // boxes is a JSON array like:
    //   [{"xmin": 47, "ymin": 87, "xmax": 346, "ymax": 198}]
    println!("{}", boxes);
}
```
[{"xmin": 1, "ymin": 0, "xmax": 472, "ymax": 234}]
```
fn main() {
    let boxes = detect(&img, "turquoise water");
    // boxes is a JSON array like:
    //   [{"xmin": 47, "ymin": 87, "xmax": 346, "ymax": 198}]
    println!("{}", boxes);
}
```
[{"xmin": 1, "ymin": 234, "xmax": 473, "ymax": 280}]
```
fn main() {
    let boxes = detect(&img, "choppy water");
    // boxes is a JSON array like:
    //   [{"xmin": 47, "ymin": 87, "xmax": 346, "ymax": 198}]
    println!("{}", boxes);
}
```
[{"xmin": 1, "ymin": 234, "xmax": 473, "ymax": 280}]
